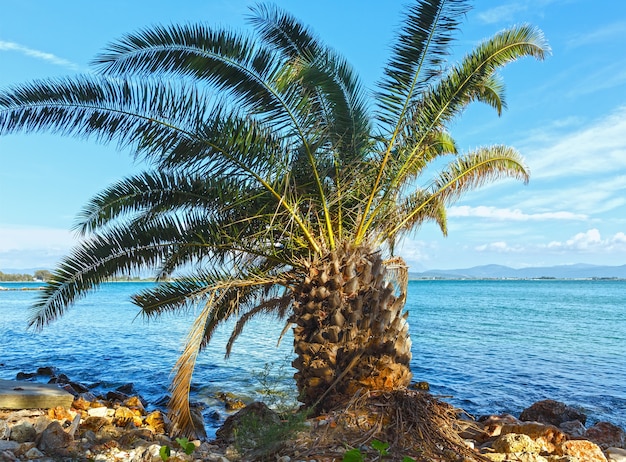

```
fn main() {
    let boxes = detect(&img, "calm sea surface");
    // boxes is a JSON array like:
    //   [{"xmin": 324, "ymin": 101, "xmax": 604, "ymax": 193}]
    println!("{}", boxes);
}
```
[{"xmin": 1, "ymin": 280, "xmax": 624, "ymax": 436}]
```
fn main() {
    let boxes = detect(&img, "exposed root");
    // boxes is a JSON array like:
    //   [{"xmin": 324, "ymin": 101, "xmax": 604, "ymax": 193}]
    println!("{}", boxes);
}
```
[{"xmin": 282, "ymin": 389, "xmax": 488, "ymax": 461}]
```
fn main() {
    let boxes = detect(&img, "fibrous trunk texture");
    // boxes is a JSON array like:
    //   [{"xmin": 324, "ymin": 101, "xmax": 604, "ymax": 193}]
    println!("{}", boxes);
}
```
[{"xmin": 290, "ymin": 244, "xmax": 412, "ymax": 411}]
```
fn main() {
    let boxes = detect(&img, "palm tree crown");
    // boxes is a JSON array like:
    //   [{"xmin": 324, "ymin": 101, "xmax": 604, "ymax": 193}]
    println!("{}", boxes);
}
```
[{"xmin": 0, "ymin": 0, "xmax": 548, "ymax": 437}]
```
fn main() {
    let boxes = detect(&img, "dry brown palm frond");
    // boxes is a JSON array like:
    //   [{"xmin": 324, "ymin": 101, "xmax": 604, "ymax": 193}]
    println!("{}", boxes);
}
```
[
  {"xmin": 169, "ymin": 275, "xmax": 295, "ymax": 437},
  {"xmin": 168, "ymin": 290, "xmax": 220, "ymax": 439}
]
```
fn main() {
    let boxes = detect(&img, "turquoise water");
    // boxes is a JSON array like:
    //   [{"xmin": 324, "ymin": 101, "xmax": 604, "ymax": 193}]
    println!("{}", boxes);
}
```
[{"xmin": 1, "ymin": 280, "xmax": 624, "ymax": 435}]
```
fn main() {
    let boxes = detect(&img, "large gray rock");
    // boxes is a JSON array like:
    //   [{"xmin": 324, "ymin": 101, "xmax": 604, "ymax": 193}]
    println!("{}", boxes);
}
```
[
  {"xmin": 215, "ymin": 401, "xmax": 280, "ymax": 444},
  {"xmin": 7, "ymin": 422, "xmax": 35, "ymax": 443},
  {"xmin": 37, "ymin": 421, "xmax": 72, "ymax": 452},
  {"xmin": 519, "ymin": 399, "xmax": 587, "ymax": 426},
  {"xmin": 0, "ymin": 440, "xmax": 19, "ymax": 451}
]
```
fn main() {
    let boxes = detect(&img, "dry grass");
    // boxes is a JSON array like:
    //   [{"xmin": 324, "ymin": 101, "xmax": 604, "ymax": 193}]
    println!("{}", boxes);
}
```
[{"xmin": 276, "ymin": 389, "xmax": 488, "ymax": 462}]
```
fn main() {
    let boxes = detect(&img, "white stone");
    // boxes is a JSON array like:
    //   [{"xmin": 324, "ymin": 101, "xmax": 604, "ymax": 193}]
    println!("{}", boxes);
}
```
[
  {"xmin": 607, "ymin": 447, "xmax": 626, "ymax": 462},
  {"xmin": 87, "ymin": 407, "xmax": 109, "ymax": 417}
]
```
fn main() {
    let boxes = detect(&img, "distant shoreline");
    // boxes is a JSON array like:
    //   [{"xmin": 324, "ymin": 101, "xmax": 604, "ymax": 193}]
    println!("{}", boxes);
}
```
[{"xmin": 409, "ymin": 276, "xmax": 626, "ymax": 281}]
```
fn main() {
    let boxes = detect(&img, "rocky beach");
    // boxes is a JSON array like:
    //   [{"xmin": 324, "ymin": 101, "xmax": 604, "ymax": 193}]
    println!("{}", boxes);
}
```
[{"xmin": 1, "ymin": 368, "xmax": 625, "ymax": 461}]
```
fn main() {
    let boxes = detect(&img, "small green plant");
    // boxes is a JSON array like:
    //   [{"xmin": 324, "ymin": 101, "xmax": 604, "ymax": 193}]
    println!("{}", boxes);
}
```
[
  {"xmin": 341, "ymin": 440, "xmax": 417, "ymax": 462},
  {"xmin": 342, "ymin": 448, "xmax": 364, "ymax": 462},
  {"xmin": 253, "ymin": 360, "xmax": 298, "ymax": 412},
  {"xmin": 159, "ymin": 438, "xmax": 196, "ymax": 461},
  {"xmin": 233, "ymin": 410, "xmax": 308, "ymax": 457},
  {"xmin": 176, "ymin": 437, "xmax": 196, "ymax": 455},
  {"xmin": 371, "ymin": 439, "xmax": 389, "ymax": 457},
  {"xmin": 159, "ymin": 445, "xmax": 170, "ymax": 461}
]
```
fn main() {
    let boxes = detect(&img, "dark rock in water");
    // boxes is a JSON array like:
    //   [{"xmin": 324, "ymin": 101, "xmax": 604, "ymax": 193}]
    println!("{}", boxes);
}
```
[
  {"xmin": 215, "ymin": 391, "xmax": 247, "ymax": 411},
  {"xmin": 411, "ymin": 381, "xmax": 430, "ymax": 391},
  {"xmin": 519, "ymin": 399, "xmax": 587, "ymax": 426},
  {"xmin": 207, "ymin": 409, "xmax": 221, "ymax": 422},
  {"xmin": 69, "ymin": 381, "xmax": 89, "ymax": 394},
  {"xmin": 48, "ymin": 373, "xmax": 70, "ymax": 385},
  {"xmin": 106, "ymin": 390, "xmax": 129, "ymax": 402},
  {"xmin": 36, "ymin": 366, "xmax": 57, "ymax": 376},
  {"xmin": 116, "ymin": 383, "xmax": 136, "ymax": 395},
  {"xmin": 15, "ymin": 372, "xmax": 36, "ymax": 380},
  {"xmin": 584, "ymin": 421, "xmax": 626, "ymax": 449},
  {"xmin": 215, "ymin": 401, "xmax": 280, "ymax": 444},
  {"xmin": 59, "ymin": 384, "xmax": 80, "ymax": 397}
]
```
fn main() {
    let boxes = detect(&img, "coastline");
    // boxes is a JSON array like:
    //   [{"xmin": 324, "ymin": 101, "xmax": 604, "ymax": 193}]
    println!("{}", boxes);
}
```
[{"xmin": 1, "ymin": 370, "xmax": 624, "ymax": 461}]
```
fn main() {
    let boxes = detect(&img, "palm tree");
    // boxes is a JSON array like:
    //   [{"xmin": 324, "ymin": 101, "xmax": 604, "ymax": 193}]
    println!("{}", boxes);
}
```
[{"xmin": 0, "ymin": 0, "xmax": 548, "ymax": 437}]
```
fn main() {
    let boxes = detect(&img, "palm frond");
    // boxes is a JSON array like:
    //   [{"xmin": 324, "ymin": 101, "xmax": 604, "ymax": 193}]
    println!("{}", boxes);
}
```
[
  {"xmin": 250, "ymin": 3, "xmax": 371, "ymax": 157},
  {"xmin": 0, "ymin": 77, "xmax": 211, "ymax": 161},
  {"xmin": 167, "ymin": 272, "xmax": 293, "ymax": 437},
  {"xmin": 376, "ymin": 0, "xmax": 471, "ymax": 127},
  {"xmin": 29, "ymin": 218, "xmax": 191, "ymax": 329},
  {"xmin": 414, "ymin": 24, "xmax": 548, "ymax": 136},
  {"xmin": 383, "ymin": 145, "xmax": 529, "ymax": 240},
  {"xmin": 75, "ymin": 171, "xmax": 243, "ymax": 235},
  {"xmin": 168, "ymin": 290, "xmax": 221, "ymax": 439}
]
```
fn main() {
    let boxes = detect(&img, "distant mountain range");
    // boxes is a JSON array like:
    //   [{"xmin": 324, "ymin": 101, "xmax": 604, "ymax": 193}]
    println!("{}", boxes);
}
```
[
  {"xmin": 410, "ymin": 263, "xmax": 626, "ymax": 280},
  {"xmin": 4, "ymin": 263, "xmax": 626, "ymax": 280}
]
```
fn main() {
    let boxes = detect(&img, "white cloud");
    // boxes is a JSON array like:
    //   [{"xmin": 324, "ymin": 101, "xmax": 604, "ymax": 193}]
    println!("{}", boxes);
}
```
[
  {"xmin": 471, "ymin": 229, "xmax": 626, "ymax": 260},
  {"xmin": 545, "ymin": 228, "xmax": 626, "ymax": 252},
  {"xmin": 0, "ymin": 226, "xmax": 77, "ymax": 270},
  {"xmin": 0, "ymin": 40, "xmax": 79, "ymax": 70},
  {"xmin": 449, "ymin": 205, "xmax": 587, "ymax": 221},
  {"xmin": 475, "ymin": 241, "xmax": 525, "ymax": 253},
  {"xmin": 395, "ymin": 239, "xmax": 435, "ymax": 270}
]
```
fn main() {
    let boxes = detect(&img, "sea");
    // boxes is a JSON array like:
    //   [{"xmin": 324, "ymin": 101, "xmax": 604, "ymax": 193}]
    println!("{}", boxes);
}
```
[{"xmin": 1, "ymin": 279, "xmax": 624, "ymax": 437}]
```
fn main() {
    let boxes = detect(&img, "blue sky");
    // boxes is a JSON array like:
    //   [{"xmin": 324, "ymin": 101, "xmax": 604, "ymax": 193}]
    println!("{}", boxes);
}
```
[{"xmin": 1, "ymin": 0, "xmax": 625, "ymax": 271}]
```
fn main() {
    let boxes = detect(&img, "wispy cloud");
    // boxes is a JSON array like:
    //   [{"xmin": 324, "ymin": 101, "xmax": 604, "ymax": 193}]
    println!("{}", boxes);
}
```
[
  {"xmin": 475, "ymin": 3, "xmax": 529, "ymax": 24},
  {"xmin": 566, "ymin": 21, "xmax": 626, "ymax": 48},
  {"xmin": 449, "ymin": 205, "xmax": 587, "ymax": 221},
  {"xmin": 0, "ymin": 40, "xmax": 79, "ymax": 70},
  {"xmin": 525, "ymin": 106, "xmax": 626, "ymax": 179}
]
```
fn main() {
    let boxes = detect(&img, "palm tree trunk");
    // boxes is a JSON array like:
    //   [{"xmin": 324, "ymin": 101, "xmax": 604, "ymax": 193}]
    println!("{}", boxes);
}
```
[{"xmin": 290, "ymin": 244, "xmax": 412, "ymax": 411}]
